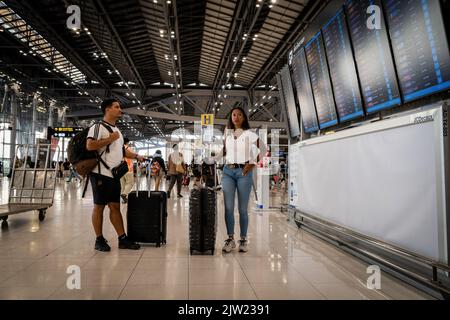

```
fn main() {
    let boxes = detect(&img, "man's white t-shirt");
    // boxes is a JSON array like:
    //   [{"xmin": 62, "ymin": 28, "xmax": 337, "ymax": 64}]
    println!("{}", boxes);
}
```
[{"xmin": 87, "ymin": 121, "xmax": 124, "ymax": 178}]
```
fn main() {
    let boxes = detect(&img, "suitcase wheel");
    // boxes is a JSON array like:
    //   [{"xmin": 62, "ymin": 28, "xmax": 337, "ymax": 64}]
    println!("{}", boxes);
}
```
[
  {"xmin": 211, "ymin": 249, "xmax": 214, "ymax": 255},
  {"xmin": 190, "ymin": 250, "xmax": 194, "ymax": 255}
]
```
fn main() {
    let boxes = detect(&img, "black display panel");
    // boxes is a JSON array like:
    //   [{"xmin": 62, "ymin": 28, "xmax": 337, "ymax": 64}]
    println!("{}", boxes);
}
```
[
  {"xmin": 346, "ymin": 0, "xmax": 401, "ymax": 113},
  {"xmin": 322, "ymin": 8, "xmax": 364, "ymax": 122},
  {"xmin": 279, "ymin": 66, "xmax": 301, "ymax": 138},
  {"xmin": 305, "ymin": 31, "xmax": 339, "ymax": 129},
  {"xmin": 291, "ymin": 48, "xmax": 320, "ymax": 133},
  {"xmin": 385, "ymin": 0, "xmax": 450, "ymax": 102}
]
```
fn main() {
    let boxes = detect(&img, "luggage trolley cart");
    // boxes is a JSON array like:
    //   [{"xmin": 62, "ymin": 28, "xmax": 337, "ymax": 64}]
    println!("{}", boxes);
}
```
[{"xmin": 0, "ymin": 143, "xmax": 59, "ymax": 225}]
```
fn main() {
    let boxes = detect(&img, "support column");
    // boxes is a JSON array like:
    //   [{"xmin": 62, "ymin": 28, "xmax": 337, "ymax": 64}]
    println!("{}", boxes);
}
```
[
  {"xmin": 255, "ymin": 125, "xmax": 270, "ymax": 211},
  {"xmin": 31, "ymin": 92, "xmax": 38, "ymax": 146},
  {"xmin": 48, "ymin": 100, "xmax": 55, "ymax": 129},
  {"xmin": 60, "ymin": 107, "xmax": 67, "ymax": 161},
  {"xmin": 9, "ymin": 86, "xmax": 17, "ymax": 170},
  {"xmin": 1, "ymin": 84, "xmax": 8, "ymax": 113}
]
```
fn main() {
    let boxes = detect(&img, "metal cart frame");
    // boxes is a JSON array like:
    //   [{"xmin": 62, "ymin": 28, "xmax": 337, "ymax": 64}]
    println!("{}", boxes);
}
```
[{"xmin": 0, "ymin": 143, "xmax": 59, "ymax": 224}]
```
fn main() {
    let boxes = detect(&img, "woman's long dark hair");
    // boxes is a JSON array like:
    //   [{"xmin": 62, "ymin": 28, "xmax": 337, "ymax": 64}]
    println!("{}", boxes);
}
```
[{"xmin": 226, "ymin": 107, "xmax": 250, "ymax": 130}]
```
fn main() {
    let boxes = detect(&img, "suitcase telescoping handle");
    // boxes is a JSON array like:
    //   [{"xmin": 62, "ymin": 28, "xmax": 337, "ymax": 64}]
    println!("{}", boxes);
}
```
[{"xmin": 135, "ymin": 161, "xmax": 151, "ymax": 197}]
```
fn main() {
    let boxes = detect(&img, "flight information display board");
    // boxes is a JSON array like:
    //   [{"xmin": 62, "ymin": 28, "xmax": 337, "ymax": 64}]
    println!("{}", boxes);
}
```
[
  {"xmin": 322, "ymin": 8, "xmax": 364, "ymax": 122},
  {"xmin": 346, "ymin": 0, "xmax": 401, "ymax": 113},
  {"xmin": 305, "ymin": 31, "xmax": 338, "ymax": 129},
  {"xmin": 291, "ymin": 48, "xmax": 319, "ymax": 133},
  {"xmin": 385, "ymin": 0, "xmax": 450, "ymax": 102},
  {"xmin": 47, "ymin": 127, "xmax": 83, "ymax": 138},
  {"xmin": 280, "ymin": 66, "xmax": 301, "ymax": 138}
]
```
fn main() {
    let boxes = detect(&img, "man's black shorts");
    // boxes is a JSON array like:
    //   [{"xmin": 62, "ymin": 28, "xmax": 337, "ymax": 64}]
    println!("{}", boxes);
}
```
[{"xmin": 89, "ymin": 173, "xmax": 121, "ymax": 205}]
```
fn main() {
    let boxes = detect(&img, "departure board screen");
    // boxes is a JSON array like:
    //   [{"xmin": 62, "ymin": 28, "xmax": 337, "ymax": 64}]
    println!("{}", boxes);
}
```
[
  {"xmin": 279, "ymin": 66, "xmax": 301, "ymax": 138},
  {"xmin": 322, "ymin": 8, "xmax": 364, "ymax": 122},
  {"xmin": 346, "ymin": 0, "xmax": 401, "ymax": 113},
  {"xmin": 305, "ymin": 31, "xmax": 339, "ymax": 129},
  {"xmin": 291, "ymin": 48, "xmax": 319, "ymax": 133},
  {"xmin": 385, "ymin": 0, "xmax": 450, "ymax": 102}
]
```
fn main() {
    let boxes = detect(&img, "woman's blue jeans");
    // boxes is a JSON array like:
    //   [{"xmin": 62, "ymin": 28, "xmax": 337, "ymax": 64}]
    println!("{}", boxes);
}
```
[{"xmin": 222, "ymin": 166, "xmax": 253, "ymax": 238}]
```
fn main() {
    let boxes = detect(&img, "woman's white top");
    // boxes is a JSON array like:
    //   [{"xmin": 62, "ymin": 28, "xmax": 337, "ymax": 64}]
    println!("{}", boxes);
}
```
[{"xmin": 224, "ymin": 129, "xmax": 259, "ymax": 164}]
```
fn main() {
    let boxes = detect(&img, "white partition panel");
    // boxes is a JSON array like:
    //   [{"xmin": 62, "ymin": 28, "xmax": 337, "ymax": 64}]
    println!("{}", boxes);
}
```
[{"xmin": 292, "ymin": 106, "xmax": 448, "ymax": 263}]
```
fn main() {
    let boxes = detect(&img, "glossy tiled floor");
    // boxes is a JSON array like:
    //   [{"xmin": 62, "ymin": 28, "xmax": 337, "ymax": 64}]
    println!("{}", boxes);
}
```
[{"xmin": 0, "ymin": 176, "xmax": 434, "ymax": 300}]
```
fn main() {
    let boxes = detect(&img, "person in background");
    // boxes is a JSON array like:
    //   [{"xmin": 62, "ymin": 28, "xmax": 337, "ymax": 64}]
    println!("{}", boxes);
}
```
[
  {"xmin": 66, "ymin": 163, "xmax": 82, "ymax": 183},
  {"xmin": 167, "ymin": 144, "xmax": 185, "ymax": 198},
  {"xmin": 202, "ymin": 152, "xmax": 217, "ymax": 188},
  {"xmin": 120, "ymin": 138, "xmax": 135, "ymax": 204},
  {"xmin": 63, "ymin": 158, "xmax": 71, "ymax": 178},
  {"xmin": 58, "ymin": 161, "xmax": 64, "ymax": 179},
  {"xmin": 150, "ymin": 150, "xmax": 167, "ymax": 191}
]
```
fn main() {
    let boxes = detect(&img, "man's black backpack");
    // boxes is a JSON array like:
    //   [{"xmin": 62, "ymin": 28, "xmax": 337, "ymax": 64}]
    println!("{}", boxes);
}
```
[
  {"xmin": 67, "ymin": 121, "xmax": 114, "ymax": 197},
  {"xmin": 67, "ymin": 122, "xmax": 113, "ymax": 176}
]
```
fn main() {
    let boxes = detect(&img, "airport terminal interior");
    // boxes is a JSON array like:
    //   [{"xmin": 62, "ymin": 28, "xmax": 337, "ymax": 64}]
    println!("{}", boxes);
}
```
[{"xmin": 1, "ymin": 0, "xmax": 450, "ymax": 301}]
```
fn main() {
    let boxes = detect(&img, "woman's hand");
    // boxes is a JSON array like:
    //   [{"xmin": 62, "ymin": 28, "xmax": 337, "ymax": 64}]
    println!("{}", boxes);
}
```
[{"xmin": 242, "ymin": 163, "xmax": 255, "ymax": 176}]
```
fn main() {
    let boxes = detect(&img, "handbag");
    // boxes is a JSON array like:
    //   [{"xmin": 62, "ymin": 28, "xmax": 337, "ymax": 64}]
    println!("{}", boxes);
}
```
[
  {"xmin": 112, "ymin": 161, "xmax": 129, "ymax": 179},
  {"xmin": 175, "ymin": 163, "xmax": 184, "ymax": 173},
  {"xmin": 111, "ymin": 146, "xmax": 129, "ymax": 179},
  {"xmin": 176, "ymin": 163, "xmax": 185, "ymax": 174}
]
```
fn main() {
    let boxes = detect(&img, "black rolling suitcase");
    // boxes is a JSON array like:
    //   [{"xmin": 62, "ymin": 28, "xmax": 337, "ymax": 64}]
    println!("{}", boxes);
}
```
[
  {"xmin": 189, "ymin": 188, "xmax": 216, "ymax": 255},
  {"xmin": 127, "ymin": 174, "xmax": 167, "ymax": 247},
  {"xmin": 189, "ymin": 163, "xmax": 217, "ymax": 255}
]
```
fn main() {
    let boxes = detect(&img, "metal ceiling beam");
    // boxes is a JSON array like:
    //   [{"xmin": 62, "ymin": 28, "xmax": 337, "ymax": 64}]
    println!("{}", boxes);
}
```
[
  {"xmin": 173, "ymin": 0, "xmax": 183, "ymax": 92},
  {"xmin": 210, "ymin": 1, "xmax": 264, "ymax": 113},
  {"xmin": 6, "ymin": 0, "xmax": 110, "ymax": 89},
  {"xmin": 90, "ymin": 0, "xmax": 146, "ymax": 91},
  {"xmin": 254, "ymin": 103, "xmax": 278, "ymax": 121},
  {"xmin": 125, "ymin": 108, "xmax": 285, "ymax": 129},
  {"xmin": 211, "ymin": 0, "xmax": 244, "ymax": 91},
  {"xmin": 249, "ymin": 0, "xmax": 326, "ymax": 89},
  {"xmin": 162, "ymin": 0, "xmax": 183, "ymax": 114},
  {"xmin": 157, "ymin": 101, "xmax": 177, "ymax": 115},
  {"xmin": 183, "ymin": 95, "xmax": 206, "ymax": 114},
  {"xmin": 145, "ymin": 88, "xmax": 261, "ymax": 97}
]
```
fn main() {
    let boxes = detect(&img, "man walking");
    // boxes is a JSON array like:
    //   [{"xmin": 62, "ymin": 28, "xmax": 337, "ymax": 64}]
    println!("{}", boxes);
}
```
[{"xmin": 167, "ymin": 144, "xmax": 185, "ymax": 198}]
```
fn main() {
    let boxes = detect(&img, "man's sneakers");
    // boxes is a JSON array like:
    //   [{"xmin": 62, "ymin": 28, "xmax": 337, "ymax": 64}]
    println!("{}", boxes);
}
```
[
  {"xmin": 118, "ymin": 235, "xmax": 141, "ymax": 250},
  {"xmin": 95, "ymin": 235, "xmax": 140, "ymax": 251},
  {"xmin": 222, "ymin": 238, "xmax": 236, "ymax": 253},
  {"xmin": 121, "ymin": 194, "xmax": 128, "ymax": 203},
  {"xmin": 95, "ymin": 236, "xmax": 111, "ymax": 252}
]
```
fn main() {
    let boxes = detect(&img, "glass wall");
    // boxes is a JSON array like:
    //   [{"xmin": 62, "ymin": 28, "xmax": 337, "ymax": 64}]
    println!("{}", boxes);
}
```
[{"xmin": 0, "ymin": 88, "xmax": 58, "ymax": 176}]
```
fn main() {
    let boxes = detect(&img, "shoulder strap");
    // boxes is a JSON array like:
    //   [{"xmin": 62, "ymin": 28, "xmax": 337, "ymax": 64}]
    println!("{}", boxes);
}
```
[
  {"xmin": 93, "ymin": 122, "xmax": 113, "ymax": 173},
  {"xmin": 99, "ymin": 121, "xmax": 114, "ymax": 133},
  {"xmin": 82, "ymin": 175, "xmax": 90, "ymax": 198},
  {"xmin": 99, "ymin": 121, "xmax": 114, "ymax": 153}
]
